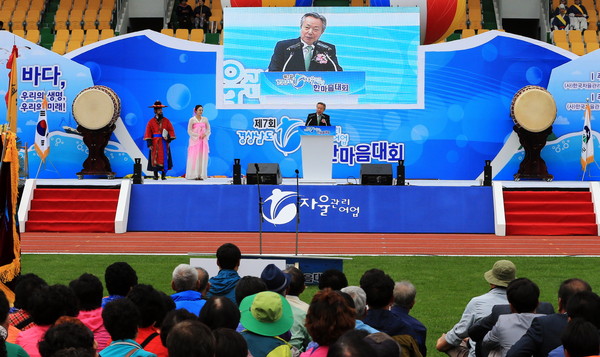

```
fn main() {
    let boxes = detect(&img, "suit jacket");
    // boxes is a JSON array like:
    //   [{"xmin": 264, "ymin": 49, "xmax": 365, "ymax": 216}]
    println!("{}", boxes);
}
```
[
  {"xmin": 469, "ymin": 303, "xmax": 555, "ymax": 343},
  {"xmin": 305, "ymin": 112, "xmax": 330, "ymax": 126},
  {"xmin": 505, "ymin": 313, "xmax": 568, "ymax": 357},
  {"xmin": 268, "ymin": 38, "xmax": 342, "ymax": 72}
]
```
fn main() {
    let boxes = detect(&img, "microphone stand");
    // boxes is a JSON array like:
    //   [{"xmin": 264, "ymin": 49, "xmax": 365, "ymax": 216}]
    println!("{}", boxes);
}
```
[
  {"xmin": 294, "ymin": 169, "xmax": 300, "ymax": 255},
  {"xmin": 255, "ymin": 163, "xmax": 264, "ymax": 255}
]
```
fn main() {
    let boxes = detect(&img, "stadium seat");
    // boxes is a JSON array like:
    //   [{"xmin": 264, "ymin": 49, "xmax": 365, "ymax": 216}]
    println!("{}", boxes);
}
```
[
  {"xmin": 477, "ymin": 29, "xmax": 489, "ymax": 34},
  {"xmin": 83, "ymin": 8, "xmax": 99, "ymax": 30},
  {"xmin": 351, "ymin": 0, "xmax": 364, "ymax": 6},
  {"xmin": 67, "ymin": 39, "xmax": 81, "ymax": 51},
  {"xmin": 11, "ymin": 29, "xmax": 25, "ymax": 38},
  {"xmin": 99, "ymin": 28, "xmax": 114, "ymax": 40},
  {"xmin": 555, "ymin": 41, "xmax": 570, "ymax": 51},
  {"xmin": 572, "ymin": 42, "xmax": 585, "ymax": 55},
  {"xmin": 55, "ymin": 29, "xmax": 70, "ymax": 42},
  {"xmin": 86, "ymin": 29, "xmax": 100, "ymax": 42},
  {"xmin": 553, "ymin": 29, "xmax": 567, "ymax": 44},
  {"xmin": 69, "ymin": 9, "xmax": 83, "ymax": 30},
  {"xmin": 587, "ymin": 41, "xmax": 599, "ymax": 52},
  {"xmin": 26, "ymin": 29, "xmax": 40, "ymax": 43},
  {"xmin": 462, "ymin": 29, "xmax": 476, "ymax": 38},
  {"xmin": 568, "ymin": 30, "xmax": 583, "ymax": 43},
  {"xmin": 102, "ymin": 0, "xmax": 116, "ymax": 10},
  {"xmin": 52, "ymin": 39, "xmax": 67, "ymax": 54},
  {"xmin": 160, "ymin": 28, "xmax": 174, "ymax": 36},
  {"xmin": 70, "ymin": 28, "xmax": 85, "ymax": 43},
  {"xmin": 71, "ymin": 0, "xmax": 86, "ymax": 10},
  {"xmin": 190, "ymin": 28, "xmax": 204, "ymax": 42},
  {"xmin": 175, "ymin": 28, "xmax": 189, "ymax": 40},
  {"xmin": 583, "ymin": 30, "xmax": 598, "ymax": 45},
  {"xmin": 11, "ymin": 9, "xmax": 26, "ymax": 30}
]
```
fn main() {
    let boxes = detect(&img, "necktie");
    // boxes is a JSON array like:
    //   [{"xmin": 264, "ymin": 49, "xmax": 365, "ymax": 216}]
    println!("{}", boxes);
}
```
[
  {"xmin": 304, "ymin": 45, "xmax": 313, "ymax": 71},
  {"xmin": 318, "ymin": 115, "xmax": 321, "ymax": 124}
]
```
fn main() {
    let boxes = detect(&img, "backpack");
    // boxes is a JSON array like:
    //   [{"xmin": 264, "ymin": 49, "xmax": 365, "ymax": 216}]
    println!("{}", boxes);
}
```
[{"xmin": 266, "ymin": 336, "xmax": 295, "ymax": 357}]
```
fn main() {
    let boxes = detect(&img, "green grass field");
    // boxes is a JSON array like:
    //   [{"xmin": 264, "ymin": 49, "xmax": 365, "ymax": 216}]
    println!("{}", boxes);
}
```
[{"xmin": 21, "ymin": 254, "xmax": 600, "ymax": 356}]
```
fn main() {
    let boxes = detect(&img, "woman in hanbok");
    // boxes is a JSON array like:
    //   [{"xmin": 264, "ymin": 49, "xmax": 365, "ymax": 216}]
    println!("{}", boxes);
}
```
[{"xmin": 186, "ymin": 105, "xmax": 211, "ymax": 180}]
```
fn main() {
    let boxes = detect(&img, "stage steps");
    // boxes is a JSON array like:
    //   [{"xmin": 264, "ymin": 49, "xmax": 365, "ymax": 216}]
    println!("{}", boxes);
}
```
[
  {"xmin": 25, "ymin": 187, "xmax": 119, "ymax": 233},
  {"xmin": 503, "ymin": 190, "xmax": 597, "ymax": 235}
]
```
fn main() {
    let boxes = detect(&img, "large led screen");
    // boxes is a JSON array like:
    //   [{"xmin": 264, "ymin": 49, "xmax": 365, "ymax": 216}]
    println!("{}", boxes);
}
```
[{"xmin": 222, "ymin": 7, "xmax": 422, "ymax": 109}]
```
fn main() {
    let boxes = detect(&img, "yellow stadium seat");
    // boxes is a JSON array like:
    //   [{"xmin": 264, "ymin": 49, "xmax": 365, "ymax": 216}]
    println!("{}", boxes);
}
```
[
  {"xmin": 67, "ymin": 39, "xmax": 81, "ymax": 51},
  {"xmin": 553, "ymin": 29, "xmax": 567, "ymax": 44},
  {"xmin": 58, "ymin": 0, "xmax": 73, "ymax": 10},
  {"xmin": 26, "ymin": 29, "xmax": 40, "ymax": 43},
  {"xmin": 25, "ymin": 10, "xmax": 41, "ymax": 31},
  {"xmin": 160, "ymin": 28, "xmax": 174, "ymax": 36},
  {"xmin": 12, "ymin": 29, "xmax": 25, "ymax": 38},
  {"xmin": 52, "ymin": 39, "xmax": 67, "ymax": 54},
  {"xmin": 55, "ymin": 29, "xmax": 70, "ymax": 41},
  {"xmin": 70, "ymin": 28, "xmax": 84, "ymax": 42},
  {"xmin": 572, "ymin": 42, "xmax": 585, "ymax": 55},
  {"xmin": 477, "ymin": 29, "xmax": 489, "ymax": 34},
  {"xmin": 99, "ymin": 28, "xmax": 114, "ymax": 40},
  {"xmin": 351, "ymin": 0, "xmax": 364, "ymax": 6},
  {"xmin": 102, "ymin": 0, "xmax": 116, "ymax": 10},
  {"xmin": 86, "ymin": 28, "xmax": 99, "ymax": 41},
  {"xmin": 69, "ymin": 9, "xmax": 83, "ymax": 30},
  {"xmin": 175, "ymin": 28, "xmax": 189, "ymax": 40},
  {"xmin": 462, "ymin": 29, "xmax": 476, "ymax": 38},
  {"xmin": 555, "ymin": 41, "xmax": 570, "ymax": 51},
  {"xmin": 569, "ymin": 30, "xmax": 583, "ymax": 43},
  {"xmin": 587, "ymin": 42, "xmax": 600, "ymax": 52},
  {"xmin": 71, "ymin": 0, "xmax": 86, "ymax": 10},
  {"xmin": 2, "ymin": 2, "xmax": 16, "ymax": 13},
  {"xmin": 583, "ymin": 30, "xmax": 598, "ymax": 44},
  {"xmin": 11, "ymin": 9, "xmax": 26, "ymax": 30},
  {"xmin": 190, "ymin": 28, "xmax": 204, "ymax": 42}
]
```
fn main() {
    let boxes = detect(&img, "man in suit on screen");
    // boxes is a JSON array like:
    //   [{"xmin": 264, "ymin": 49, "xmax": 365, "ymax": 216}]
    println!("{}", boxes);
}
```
[
  {"xmin": 268, "ymin": 12, "xmax": 343, "ymax": 72},
  {"xmin": 305, "ymin": 102, "xmax": 331, "ymax": 126}
]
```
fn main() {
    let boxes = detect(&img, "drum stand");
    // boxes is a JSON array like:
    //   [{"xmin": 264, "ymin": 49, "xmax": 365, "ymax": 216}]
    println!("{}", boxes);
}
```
[
  {"xmin": 76, "ymin": 124, "xmax": 116, "ymax": 180},
  {"xmin": 513, "ymin": 125, "xmax": 554, "ymax": 182}
]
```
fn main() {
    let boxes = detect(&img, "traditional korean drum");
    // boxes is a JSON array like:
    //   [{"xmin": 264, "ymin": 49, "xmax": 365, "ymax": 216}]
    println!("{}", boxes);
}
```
[
  {"xmin": 72, "ymin": 85, "xmax": 121, "ymax": 130},
  {"xmin": 510, "ymin": 85, "xmax": 556, "ymax": 133}
]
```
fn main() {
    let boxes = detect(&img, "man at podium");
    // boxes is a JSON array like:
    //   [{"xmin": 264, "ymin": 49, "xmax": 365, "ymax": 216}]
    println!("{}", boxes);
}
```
[{"xmin": 305, "ymin": 102, "xmax": 331, "ymax": 126}]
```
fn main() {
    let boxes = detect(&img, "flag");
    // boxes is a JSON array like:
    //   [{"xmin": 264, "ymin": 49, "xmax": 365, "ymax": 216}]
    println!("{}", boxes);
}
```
[
  {"xmin": 581, "ymin": 102, "xmax": 594, "ymax": 171},
  {"xmin": 4, "ymin": 45, "xmax": 18, "ymax": 133},
  {"xmin": 34, "ymin": 94, "xmax": 49, "ymax": 162}
]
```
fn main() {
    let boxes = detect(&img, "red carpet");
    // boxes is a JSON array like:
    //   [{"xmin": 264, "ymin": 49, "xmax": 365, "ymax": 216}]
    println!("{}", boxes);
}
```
[
  {"xmin": 504, "ymin": 190, "xmax": 597, "ymax": 236},
  {"xmin": 26, "ymin": 188, "xmax": 119, "ymax": 233}
]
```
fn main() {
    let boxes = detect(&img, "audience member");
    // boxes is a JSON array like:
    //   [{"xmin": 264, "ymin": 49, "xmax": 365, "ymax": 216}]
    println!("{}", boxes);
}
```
[
  {"xmin": 52, "ymin": 347, "xmax": 95, "ymax": 357},
  {"xmin": 127, "ymin": 284, "xmax": 172, "ymax": 357},
  {"xmin": 437, "ymin": 260, "xmax": 516, "ymax": 357},
  {"xmin": 239, "ymin": 291, "xmax": 295, "ymax": 357},
  {"xmin": 196, "ymin": 267, "xmax": 210, "ymax": 296},
  {"xmin": 176, "ymin": 0, "xmax": 194, "ymax": 30},
  {"xmin": 340, "ymin": 286, "xmax": 379, "ymax": 333},
  {"xmin": 0, "ymin": 290, "xmax": 28, "ymax": 357},
  {"xmin": 69, "ymin": 273, "xmax": 110, "ymax": 351},
  {"xmin": 102, "ymin": 262, "xmax": 138, "ymax": 308},
  {"xmin": 213, "ymin": 328, "xmax": 248, "ymax": 357},
  {"xmin": 17, "ymin": 284, "xmax": 79, "ymax": 357},
  {"xmin": 546, "ymin": 290, "xmax": 600, "ymax": 357},
  {"xmin": 207, "ymin": 243, "xmax": 242, "ymax": 304},
  {"xmin": 319, "ymin": 269, "xmax": 348, "ymax": 291},
  {"xmin": 327, "ymin": 329, "xmax": 375, "ymax": 357},
  {"xmin": 302, "ymin": 289, "xmax": 356, "ymax": 357},
  {"xmin": 569, "ymin": 0, "xmax": 588, "ymax": 30},
  {"xmin": 170, "ymin": 264, "xmax": 205, "ymax": 316},
  {"xmin": 159, "ymin": 309, "xmax": 197, "ymax": 347},
  {"xmin": 193, "ymin": 0, "xmax": 211, "ymax": 33},
  {"xmin": 166, "ymin": 320, "xmax": 214, "ymax": 357},
  {"xmin": 262, "ymin": 264, "xmax": 310, "ymax": 351},
  {"xmin": 198, "ymin": 296, "xmax": 240, "ymax": 330},
  {"xmin": 361, "ymin": 269, "xmax": 412, "ymax": 337},
  {"xmin": 552, "ymin": 4, "xmax": 570, "ymax": 30},
  {"xmin": 392, "ymin": 281, "xmax": 427, "ymax": 356},
  {"xmin": 553, "ymin": 0, "xmax": 568, "ymax": 16},
  {"xmin": 235, "ymin": 276, "xmax": 267, "ymax": 306},
  {"xmin": 38, "ymin": 319, "xmax": 96, "ymax": 357},
  {"xmin": 285, "ymin": 266, "xmax": 309, "ymax": 313},
  {"xmin": 506, "ymin": 278, "xmax": 592, "ymax": 357},
  {"xmin": 9, "ymin": 273, "xmax": 48, "ymax": 331},
  {"xmin": 561, "ymin": 319, "xmax": 600, "ymax": 357},
  {"xmin": 364, "ymin": 332, "xmax": 402, "ymax": 357},
  {"xmin": 482, "ymin": 278, "xmax": 543, "ymax": 357},
  {"xmin": 100, "ymin": 298, "xmax": 156, "ymax": 357}
]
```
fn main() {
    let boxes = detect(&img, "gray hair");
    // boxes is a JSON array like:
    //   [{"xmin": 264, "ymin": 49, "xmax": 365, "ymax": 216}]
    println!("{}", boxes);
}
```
[
  {"xmin": 393, "ymin": 281, "xmax": 416, "ymax": 309},
  {"xmin": 300, "ymin": 12, "xmax": 327, "ymax": 32},
  {"xmin": 341, "ymin": 286, "xmax": 367, "ymax": 318},
  {"xmin": 172, "ymin": 264, "xmax": 199, "ymax": 292}
]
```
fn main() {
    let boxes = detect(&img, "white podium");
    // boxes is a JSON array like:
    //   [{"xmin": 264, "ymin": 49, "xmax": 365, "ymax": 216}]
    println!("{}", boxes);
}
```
[{"xmin": 299, "ymin": 126, "xmax": 337, "ymax": 184}]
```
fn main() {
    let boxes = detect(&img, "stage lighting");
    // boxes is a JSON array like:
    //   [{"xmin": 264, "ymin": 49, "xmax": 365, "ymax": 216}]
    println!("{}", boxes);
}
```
[
  {"xmin": 483, "ymin": 160, "xmax": 492, "ymax": 186},
  {"xmin": 233, "ymin": 158, "xmax": 242, "ymax": 185},
  {"xmin": 133, "ymin": 158, "xmax": 143, "ymax": 184},
  {"xmin": 396, "ymin": 160, "xmax": 405, "ymax": 186}
]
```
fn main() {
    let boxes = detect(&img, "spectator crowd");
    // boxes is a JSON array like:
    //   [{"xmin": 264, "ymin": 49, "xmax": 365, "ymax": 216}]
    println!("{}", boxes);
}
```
[{"xmin": 1, "ymin": 244, "xmax": 599, "ymax": 357}]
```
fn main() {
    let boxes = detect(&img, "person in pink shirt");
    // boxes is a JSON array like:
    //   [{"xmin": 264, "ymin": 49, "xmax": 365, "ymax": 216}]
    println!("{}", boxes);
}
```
[
  {"xmin": 70, "ymin": 273, "xmax": 111, "ymax": 351},
  {"xmin": 16, "ymin": 284, "xmax": 79, "ymax": 357}
]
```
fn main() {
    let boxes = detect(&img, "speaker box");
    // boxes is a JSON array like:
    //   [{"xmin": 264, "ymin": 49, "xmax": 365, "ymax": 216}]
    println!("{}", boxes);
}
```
[
  {"xmin": 360, "ymin": 164, "xmax": 393, "ymax": 185},
  {"xmin": 483, "ymin": 160, "xmax": 492, "ymax": 186},
  {"xmin": 233, "ymin": 159, "xmax": 242, "ymax": 185},
  {"xmin": 246, "ymin": 163, "xmax": 282, "ymax": 185}
]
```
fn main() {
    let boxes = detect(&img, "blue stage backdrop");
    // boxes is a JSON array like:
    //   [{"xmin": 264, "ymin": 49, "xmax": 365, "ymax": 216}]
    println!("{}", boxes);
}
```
[
  {"xmin": 2, "ymin": 29, "xmax": 599, "ymax": 181},
  {"xmin": 127, "ymin": 184, "xmax": 494, "ymax": 233}
]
